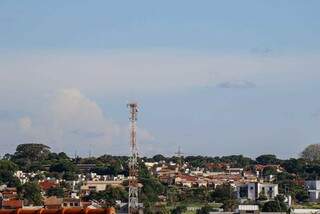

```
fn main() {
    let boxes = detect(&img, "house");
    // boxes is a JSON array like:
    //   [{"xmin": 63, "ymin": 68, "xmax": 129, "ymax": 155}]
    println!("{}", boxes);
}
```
[
  {"xmin": 226, "ymin": 167, "xmax": 244, "ymax": 175},
  {"xmin": 44, "ymin": 196, "xmax": 63, "ymax": 209},
  {"xmin": 81, "ymin": 180, "xmax": 123, "ymax": 193},
  {"xmin": 39, "ymin": 180, "xmax": 58, "ymax": 191},
  {"xmin": 305, "ymin": 180, "xmax": 320, "ymax": 202},
  {"xmin": 206, "ymin": 163, "xmax": 228, "ymax": 171},
  {"xmin": 237, "ymin": 182, "xmax": 278, "ymax": 201},
  {"xmin": 144, "ymin": 162, "xmax": 158, "ymax": 169},
  {"xmin": 0, "ymin": 208, "xmax": 116, "ymax": 214},
  {"xmin": 254, "ymin": 164, "xmax": 284, "ymax": 176},
  {"xmin": 63, "ymin": 198, "xmax": 82, "ymax": 207},
  {"xmin": 1, "ymin": 187, "xmax": 18, "ymax": 199},
  {"xmin": 0, "ymin": 199, "xmax": 23, "ymax": 209},
  {"xmin": 175, "ymin": 175, "xmax": 197, "ymax": 187}
]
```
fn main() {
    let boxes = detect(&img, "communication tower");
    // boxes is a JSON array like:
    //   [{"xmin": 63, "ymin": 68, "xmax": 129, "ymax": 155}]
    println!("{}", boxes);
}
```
[{"xmin": 128, "ymin": 103, "xmax": 139, "ymax": 214}]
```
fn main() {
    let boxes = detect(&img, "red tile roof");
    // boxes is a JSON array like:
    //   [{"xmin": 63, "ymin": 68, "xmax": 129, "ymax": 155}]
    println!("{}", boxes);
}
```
[
  {"xmin": 1, "ymin": 199, "xmax": 23, "ymax": 209},
  {"xmin": 0, "ymin": 208, "xmax": 115, "ymax": 214},
  {"xmin": 39, "ymin": 180, "xmax": 58, "ymax": 191}
]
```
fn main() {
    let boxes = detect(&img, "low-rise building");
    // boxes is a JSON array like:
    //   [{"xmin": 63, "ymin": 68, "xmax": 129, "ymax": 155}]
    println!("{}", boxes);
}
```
[
  {"xmin": 0, "ymin": 199, "xmax": 23, "ymax": 209},
  {"xmin": 81, "ymin": 180, "xmax": 124, "ymax": 193},
  {"xmin": 44, "ymin": 196, "xmax": 63, "ymax": 209},
  {"xmin": 305, "ymin": 180, "xmax": 320, "ymax": 202},
  {"xmin": 236, "ymin": 182, "xmax": 278, "ymax": 201}
]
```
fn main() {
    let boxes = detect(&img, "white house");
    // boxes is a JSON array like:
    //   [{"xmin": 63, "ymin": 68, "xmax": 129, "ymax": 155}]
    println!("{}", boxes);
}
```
[
  {"xmin": 305, "ymin": 180, "xmax": 320, "ymax": 202},
  {"xmin": 237, "ymin": 182, "xmax": 278, "ymax": 201}
]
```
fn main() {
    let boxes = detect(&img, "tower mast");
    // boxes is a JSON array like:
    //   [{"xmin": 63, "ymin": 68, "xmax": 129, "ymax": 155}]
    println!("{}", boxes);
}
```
[{"xmin": 128, "ymin": 103, "xmax": 139, "ymax": 214}]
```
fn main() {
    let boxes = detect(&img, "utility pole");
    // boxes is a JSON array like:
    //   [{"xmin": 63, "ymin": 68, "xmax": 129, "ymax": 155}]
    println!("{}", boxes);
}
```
[{"xmin": 128, "ymin": 103, "xmax": 139, "ymax": 214}]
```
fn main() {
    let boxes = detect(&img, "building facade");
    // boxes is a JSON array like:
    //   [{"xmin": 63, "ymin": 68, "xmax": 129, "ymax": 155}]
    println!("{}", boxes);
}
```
[
  {"xmin": 305, "ymin": 180, "xmax": 320, "ymax": 202},
  {"xmin": 237, "ymin": 182, "xmax": 278, "ymax": 201}
]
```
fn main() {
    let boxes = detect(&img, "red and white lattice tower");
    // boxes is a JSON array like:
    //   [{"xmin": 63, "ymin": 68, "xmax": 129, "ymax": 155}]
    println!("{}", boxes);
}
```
[{"xmin": 127, "ymin": 103, "xmax": 139, "ymax": 214}]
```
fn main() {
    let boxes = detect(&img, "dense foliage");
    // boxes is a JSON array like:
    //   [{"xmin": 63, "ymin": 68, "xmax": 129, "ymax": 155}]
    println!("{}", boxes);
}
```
[
  {"xmin": 18, "ymin": 182, "xmax": 43, "ymax": 205},
  {"xmin": 261, "ymin": 195, "xmax": 288, "ymax": 212},
  {"xmin": 210, "ymin": 183, "xmax": 238, "ymax": 211}
]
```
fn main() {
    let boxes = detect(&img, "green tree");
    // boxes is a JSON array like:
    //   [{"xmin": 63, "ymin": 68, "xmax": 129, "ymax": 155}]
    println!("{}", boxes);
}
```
[
  {"xmin": 197, "ymin": 205, "xmax": 214, "ymax": 214},
  {"xmin": 84, "ymin": 185, "xmax": 127, "ymax": 205},
  {"xmin": 20, "ymin": 182, "xmax": 42, "ymax": 206},
  {"xmin": 152, "ymin": 154, "xmax": 167, "ymax": 162},
  {"xmin": 13, "ymin": 144, "xmax": 51, "ymax": 162},
  {"xmin": 281, "ymin": 158, "xmax": 305, "ymax": 175},
  {"xmin": 220, "ymin": 155, "xmax": 254, "ymax": 168},
  {"xmin": 0, "ymin": 160, "xmax": 20, "ymax": 187},
  {"xmin": 258, "ymin": 189, "xmax": 268, "ymax": 201},
  {"xmin": 210, "ymin": 183, "xmax": 238, "ymax": 211},
  {"xmin": 137, "ymin": 162, "xmax": 166, "ymax": 212},
  {"xmin": 47, "ymin": 187, "xmax": 65, "ymax": 198},
  {"xmin": 261, "ymin": 195, "xmax": 288, "ymax": 212},
  {"xmin": 49, "ymin": 159, "xmax": 78, "ymax": 180},
  {"xmin": 256, "ymin": 154, "xmax": 280, "ymax": 165},
  {"xmin": 301, "ymin": 144, "xmax": 320, "ymax": 162},
  {"xmin": 262, "ymin": 166, "xmax": 278, "ymax": 177},
  {"xmin": 171, "ymin": 205, "xmax": 187, "ymax": 214}
]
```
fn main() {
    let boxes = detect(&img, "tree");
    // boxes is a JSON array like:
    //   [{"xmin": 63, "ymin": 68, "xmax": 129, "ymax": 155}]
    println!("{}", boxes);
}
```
[
  {"xmin": 197, "ymin": 205, "xmax": 214, "ymax": 214},
  {"xmin": 220, "ymin": 155, "xmax": 254, "ymax": 168},
  {"xmin": 281, "ymin": 158, "xmax": 305, "ymax": 175},
  {"xmin": 47, "ymin": 187, "xmax": 64, "ymax": 198},
  {"xmin": 0, "ymin": 160, "xmax": 20, "ymax": 187},
  {"xmin": 258, "ymin": 189, "xmax": 268, "ymax": 201},
  {"xmin": 152, "ymin": 154, "xmax": 166, "ymax": 162},
  {"xmin": 20, "ymin": 182, "xmax": 42, "ymax": 206},
  {"xmin": 256, "ymin": 154, "xmax": 280, "ymax": 165},
  {"xmin": 13, "ymin": 144, "xmax": 51, "ymax": 162},
  {"xmin": 261, "ymin": 195, "xmax": 287, "ymax": 212},
  {"xmin": 0, "ymin": 160, "xmax": 18, "ymax": 171},
  {"xmin": 262, "ymin": 166, "xmax": 278, "ymax": 177},
  {"xmin": 301, "ymin": 144, "xmax": 320, "ymax": 162},
  {"xmin": 84, "ymin": 185, "xmax": 127, "ymax": 205},
  {"xmin": 210, "ymin": 183, "xmax": 238, "ymax": 211},
  {"xmin": 171, "ymin": 205, "xmax": 187, "ymax": 214},
  {"xmin": 295, "ymin": 189, "xmax": 309, "ymax": 202}
]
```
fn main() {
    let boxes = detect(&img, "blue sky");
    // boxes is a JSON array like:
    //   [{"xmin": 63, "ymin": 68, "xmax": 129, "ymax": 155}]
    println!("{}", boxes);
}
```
[{"xmin": 0, "ymin": 1, "xmax": 320, "ymax": 158}]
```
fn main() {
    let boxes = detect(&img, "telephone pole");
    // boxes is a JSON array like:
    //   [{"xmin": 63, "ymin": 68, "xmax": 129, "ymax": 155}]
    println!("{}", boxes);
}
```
[{"xmin": 128, "ymin": 103, "xmax": 139, "ymax": 214}]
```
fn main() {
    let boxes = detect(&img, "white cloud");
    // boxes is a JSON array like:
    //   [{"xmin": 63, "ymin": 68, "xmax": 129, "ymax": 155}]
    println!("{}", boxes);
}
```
[
  {"xmin": 14, "ymin": 88, "xmax": 153, "ymax": 155},
  {"xmin": 0, "ymin": 49, "xmax": 320, "ymax": 156}
]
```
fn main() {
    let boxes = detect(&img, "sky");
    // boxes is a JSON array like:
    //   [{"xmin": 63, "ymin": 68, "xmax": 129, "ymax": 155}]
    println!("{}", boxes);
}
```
[{"xmin": 0, "ymin": 1, "xmax": 320, "ymax": 158}]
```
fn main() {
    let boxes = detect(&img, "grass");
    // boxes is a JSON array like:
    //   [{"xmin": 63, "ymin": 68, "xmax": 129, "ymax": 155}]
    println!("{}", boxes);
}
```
[
  {"xmin": 166, "ymin": 202, "xmax": 222, "ymax": 214},
  {"xmin": 292, "ymin": 202, "xmax": 320, "ymax": 209}
]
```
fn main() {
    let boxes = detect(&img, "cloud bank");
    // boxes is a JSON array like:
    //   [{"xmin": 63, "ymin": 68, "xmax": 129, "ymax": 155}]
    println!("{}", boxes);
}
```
[
  {"xmin": 2, "ymin": 88, "xmax": 153, "ymax": 156},
  {"xmin": 0, "ymin": 50, "xmax": 319, "ymax": 156}
]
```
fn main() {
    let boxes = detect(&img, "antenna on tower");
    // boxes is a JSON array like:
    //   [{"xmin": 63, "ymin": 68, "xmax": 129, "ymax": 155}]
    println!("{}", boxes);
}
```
[
  {"xmin": 175, "ymin": 145, "xmax": 184, "ymax": 171},
  {"xmin": 127, "ymin": 102, "xmax": 139, "ymax": 214}
]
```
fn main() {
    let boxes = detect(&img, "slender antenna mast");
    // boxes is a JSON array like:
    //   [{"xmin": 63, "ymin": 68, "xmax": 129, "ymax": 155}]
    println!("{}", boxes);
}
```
[
  {"xmin": 128, "ymin": 102, "xmax": 139, "ymax": 214},
  {"xmin": 175, "ymin": 146, "xmax": 184, "ymax": 171}
]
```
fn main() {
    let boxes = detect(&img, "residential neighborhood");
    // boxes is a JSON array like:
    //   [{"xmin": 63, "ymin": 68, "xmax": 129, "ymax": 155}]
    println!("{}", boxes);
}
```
[{"xmin": 1, "ymin": 143, "xmax": 320, "ymax": 214}]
